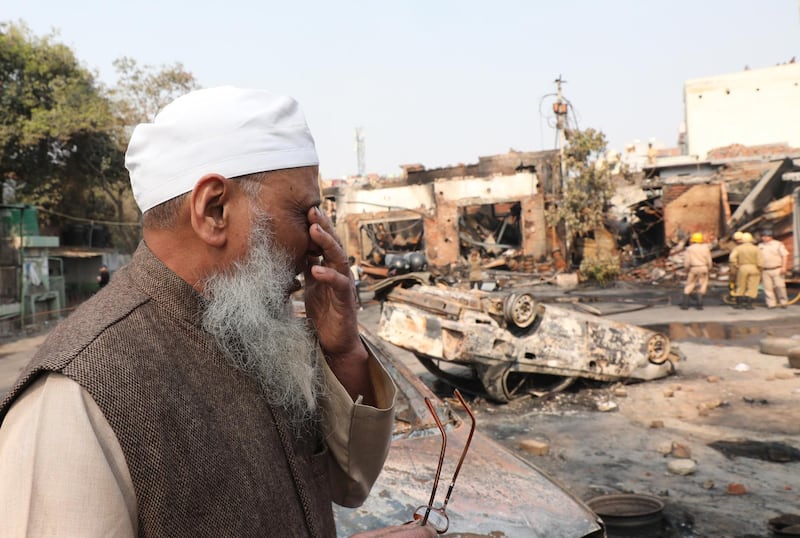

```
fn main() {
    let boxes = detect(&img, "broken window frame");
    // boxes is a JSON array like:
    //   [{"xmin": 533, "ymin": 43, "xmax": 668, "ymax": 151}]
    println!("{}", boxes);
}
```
[
  {"xmin": 358, "ymin": 216, "xmax": 425, "ymax": 264},
  {"xmin": 458, "ymin": 201, "xmax": 523, "ymax": 258}
]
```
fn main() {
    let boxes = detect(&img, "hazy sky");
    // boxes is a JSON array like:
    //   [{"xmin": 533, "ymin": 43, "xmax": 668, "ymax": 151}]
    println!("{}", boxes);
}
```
[{"xmin": 6, "ymin": 1, "xmax": 800, "ymax": 179}]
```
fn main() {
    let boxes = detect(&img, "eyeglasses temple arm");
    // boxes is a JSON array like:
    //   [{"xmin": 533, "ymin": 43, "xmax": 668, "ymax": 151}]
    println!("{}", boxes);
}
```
[
  {"xmin": 440, "ymin": 389, "xmax": 476, "ymax": 512},
  {"xmin": 422, "ymin": 397, "xmax": 447, "ymax": 527}
]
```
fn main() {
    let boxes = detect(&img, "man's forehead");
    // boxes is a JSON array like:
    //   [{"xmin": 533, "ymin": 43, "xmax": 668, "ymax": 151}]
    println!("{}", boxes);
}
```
[
  {"xmin": 261, "ymin": 165, "xmax": 319, "ymax": 180},
  {"xmin": 258, "ymin": 166, "xmax": 320, "ymax": 198}
]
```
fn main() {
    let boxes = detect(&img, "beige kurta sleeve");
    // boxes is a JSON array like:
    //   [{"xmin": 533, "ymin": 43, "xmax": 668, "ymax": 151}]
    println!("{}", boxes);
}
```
[
  {"xmin": 0, "ymin": 373, "xmax": 137, "ymax": 537},
  {"xmin": 321, "ymin": 340, "xmax": 397, "ymax": 508}
]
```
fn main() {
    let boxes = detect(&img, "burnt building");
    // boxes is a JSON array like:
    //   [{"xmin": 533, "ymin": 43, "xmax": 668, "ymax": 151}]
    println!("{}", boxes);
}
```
[{"xmin": 323, "ymin": 149, "xmax": 559, "ymax": 271}]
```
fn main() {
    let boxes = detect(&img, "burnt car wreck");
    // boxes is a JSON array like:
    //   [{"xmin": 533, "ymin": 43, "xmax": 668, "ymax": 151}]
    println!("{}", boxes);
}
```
[
  {"xmin": 377, "ymin": 285, "xmax": 680, "ymax": 402},
  {"xmin": 334, "ymin": 327, "xmax": 605, "ymax": 537}
]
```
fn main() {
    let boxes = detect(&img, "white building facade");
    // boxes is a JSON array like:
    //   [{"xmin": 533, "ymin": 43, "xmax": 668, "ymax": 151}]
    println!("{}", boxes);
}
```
[{"xmin": 684, "ymin": 62, "xmax": 800, "ymax": 158}]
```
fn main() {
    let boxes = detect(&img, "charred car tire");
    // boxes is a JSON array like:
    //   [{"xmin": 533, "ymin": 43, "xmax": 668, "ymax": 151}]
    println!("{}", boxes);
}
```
[
  {"xmin": 478, "ymin": 364, "xmax": 576, "ymax": 403},
  {"xmin": 759, "ymin": 336, "xmax": 800, "ymax": 356},
  {"xmin": 478, "ymin": 364, "xmax": 512, "ymax": 403},
  {"xmin": 646, "ymin": 333, "xmax": 671, "ymax": 364},
  {"xmin": 787, "ymin": 347, "xmax": 800, "ymax": 369},
  {"xmin": 503, "ymin": 293, "xmax": 537, "ymax": 329}
]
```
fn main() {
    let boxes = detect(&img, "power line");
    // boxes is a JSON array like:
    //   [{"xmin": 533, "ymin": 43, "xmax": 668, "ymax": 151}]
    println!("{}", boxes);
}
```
[{"xmin": 36, "ymin": 206, "xmax": 142, "ymax": 227}]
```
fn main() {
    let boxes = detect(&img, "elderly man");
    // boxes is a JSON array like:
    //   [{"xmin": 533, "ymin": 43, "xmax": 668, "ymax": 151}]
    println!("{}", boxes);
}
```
[
  {"xmin": 0, "ymin": 88, "xmax": 434, "ymax": 537},
  {"xmin": 729, "ymin": 232, "xmax": 764, "ymax": 310},
  {"xmin": 758, "ymin": 229, "xmax": 790, "ymax": 309}
]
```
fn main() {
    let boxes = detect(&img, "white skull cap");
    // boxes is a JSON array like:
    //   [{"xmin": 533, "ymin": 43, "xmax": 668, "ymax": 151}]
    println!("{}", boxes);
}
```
[{"xmin": 125, "ymin": 86, "xmax": 318, "ymax": 213}]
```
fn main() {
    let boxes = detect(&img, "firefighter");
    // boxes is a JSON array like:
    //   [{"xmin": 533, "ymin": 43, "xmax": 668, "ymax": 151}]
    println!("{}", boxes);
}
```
[
  {"xmin": 681, "ymin": 232, "xmax": 712, "ymax": 310},
  {"xmin": 729, "ymin": 232, "xmax": 763, "ymax": 309},
  {"xmin": 758, "ymin": 229, "xmax": 790, "ymax": 308},
  {"xmin": 726, "ymin": 232, "xmax": 744, "ymax": 301}
]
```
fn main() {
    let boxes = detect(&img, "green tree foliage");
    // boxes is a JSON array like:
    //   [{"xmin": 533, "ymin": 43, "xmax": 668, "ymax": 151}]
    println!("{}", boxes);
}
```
[
  {"xmin": 546, "ymin": 127, "xmax": 620, "ymax": 281},
  {"xmin": 111, "ymin": 56, "xmax": 199, "ymax": 126},
  {"xmin": 555, "ymin": 128, "xmax": 615, "ymax": 243},
  {"xmin": 0, "ymin": 21, "xmax": 114, "ymax": 212},
  {"xmin": 579, "ymin": 252, "xmax": 620, "ymax": 286},
  {"xmin": 1, "ymin": 22, "xmax": 199, "ymax": 253}
]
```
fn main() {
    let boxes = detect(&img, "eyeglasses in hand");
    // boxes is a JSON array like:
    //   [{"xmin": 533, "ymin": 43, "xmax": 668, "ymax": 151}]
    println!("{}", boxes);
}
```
[{"xmin": 412, "ymin": 389, "xmax": 476, "ymax": 534}]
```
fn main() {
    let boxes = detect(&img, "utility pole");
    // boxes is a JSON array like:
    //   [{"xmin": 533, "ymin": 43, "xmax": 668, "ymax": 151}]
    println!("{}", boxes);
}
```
[
  {"xmin": 355, "ymin": 127, "xmax": 366, "ymax": 177},
  {"xmin": 553, "ymin": 75, "xmax": 570, "ymax": 258},
  {"xmin": 553, "ymin": 75, "xmax": 568, "ymax": 194}
]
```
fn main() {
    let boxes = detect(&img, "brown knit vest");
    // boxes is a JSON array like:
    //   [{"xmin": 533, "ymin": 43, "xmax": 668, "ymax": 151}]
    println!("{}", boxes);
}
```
[{"xmin": 0, "ymin": 243, "xmax": 335, "ymax": 537}]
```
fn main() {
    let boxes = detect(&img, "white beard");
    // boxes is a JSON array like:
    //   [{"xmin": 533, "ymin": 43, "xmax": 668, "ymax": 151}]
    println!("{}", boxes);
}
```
[{"xmin": 200, "ymin": 215, "xmax": 322, "ymax": 430}]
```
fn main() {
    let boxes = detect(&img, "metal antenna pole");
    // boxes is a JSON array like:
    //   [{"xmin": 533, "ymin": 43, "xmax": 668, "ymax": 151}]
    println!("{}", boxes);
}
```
[{"xmin": 355, "ymin": 127, "xmax": 366, "ymax": 177}]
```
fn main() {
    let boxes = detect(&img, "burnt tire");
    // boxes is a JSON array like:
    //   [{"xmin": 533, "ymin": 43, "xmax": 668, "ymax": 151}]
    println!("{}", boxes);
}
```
[
  {"xmin": 503, "ymin": 293, "xmax": 537, "ymax": 329},
  {"xmin": 788, "ymin": 347, "xmax": 800, "ymax": 369},
  {"xmin": 759, "ymin": 336, "xmax": 800, "ymax": 356},
  {"xmin": 476, "ymin": 364, "xmax": 510, "ymax": 403},
  {"xmin": 478, "ymin": 364, "xmax": 575, "ymax": 403},
  {"xmin": 646, "ymin": 333, "xmax": 671, "ymax": 364}
]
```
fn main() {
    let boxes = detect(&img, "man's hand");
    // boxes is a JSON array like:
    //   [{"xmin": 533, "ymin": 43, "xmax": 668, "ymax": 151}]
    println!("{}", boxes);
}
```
[
  {"xmin": 303, "ymin": 206, "xmax": 375, "ymax": 404},
  {"xmin": 303, "ymin": 206, "xmax": 360, "ymax": 354}
]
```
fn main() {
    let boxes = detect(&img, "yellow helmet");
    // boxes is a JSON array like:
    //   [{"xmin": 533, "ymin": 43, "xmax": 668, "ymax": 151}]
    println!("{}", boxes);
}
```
[
  {"xmin": 690, "ymin": 232, "xmax": 704, "ymax": 243},
  {"xmin": 742, "ymin": 232, "xmax": 754, "ymax": 243},
  {"xmin": 733, "ymin": 231, "xmax": 744, "ymax": 242}
]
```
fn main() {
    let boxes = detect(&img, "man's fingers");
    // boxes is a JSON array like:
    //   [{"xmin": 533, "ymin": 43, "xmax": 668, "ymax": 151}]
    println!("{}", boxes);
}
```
[
  {"xmin": 310, "ymin": 205, "xmax": 338, "ymax": 236},
  {"xmin": 310, "ymin": 263, "xmax": 352, "ymax": 289},
  {"xmin": 309, "ymin": 206, "xmax": 340, "ymax": 245},
  {"xmin": 311, "ymin": 226, "xmax": 348, "ymax": 271}
]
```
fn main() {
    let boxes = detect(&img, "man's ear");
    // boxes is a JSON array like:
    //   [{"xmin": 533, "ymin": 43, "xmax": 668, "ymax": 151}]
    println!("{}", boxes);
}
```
[{"xmin": 189, "ymin": 174, "xmax": 232, "ymax": 247}]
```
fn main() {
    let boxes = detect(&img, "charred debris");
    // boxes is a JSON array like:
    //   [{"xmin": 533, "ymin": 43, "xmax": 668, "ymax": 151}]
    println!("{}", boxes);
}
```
[
  {"xmin": 323, "ymin": 144, "xmax": 800, "ymax": 299},
  {"xmin": 321, "ymin": 144, "xmax": 800, "ymax": 402}
]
